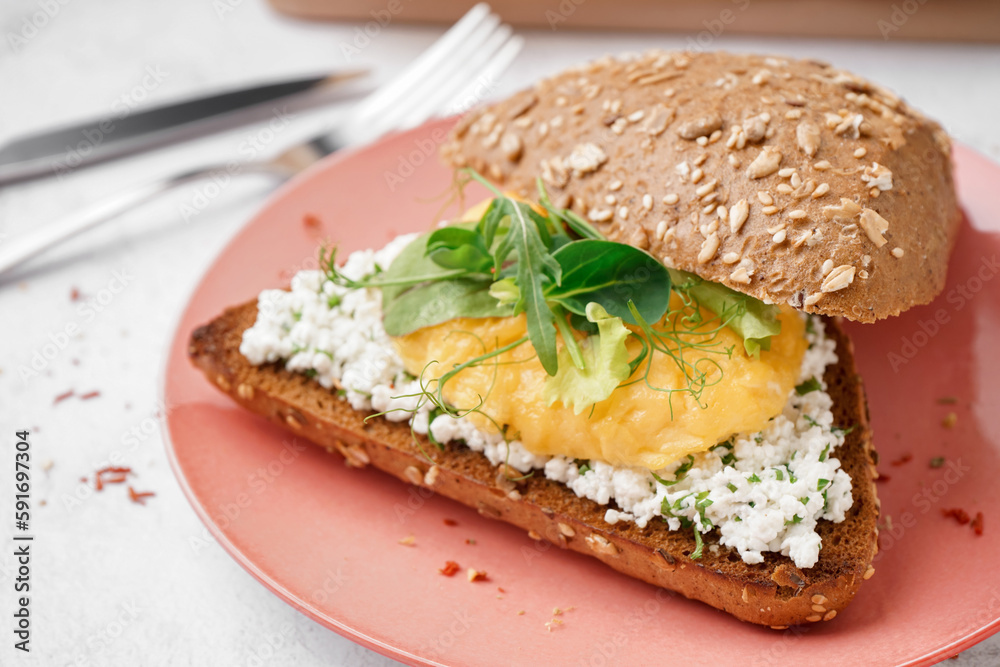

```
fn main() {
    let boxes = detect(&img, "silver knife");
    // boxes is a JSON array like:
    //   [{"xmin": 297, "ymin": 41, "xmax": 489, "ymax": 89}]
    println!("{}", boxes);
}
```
[{"xmin": 0, "ymin": 70, "xmax": 368, "ymax": 186}]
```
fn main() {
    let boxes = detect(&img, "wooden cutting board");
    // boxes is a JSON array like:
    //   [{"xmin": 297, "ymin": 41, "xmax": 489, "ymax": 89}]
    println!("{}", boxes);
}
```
[{"xmin": 268, "ymin": 0, "xmax": 1000, "ymax": 42}]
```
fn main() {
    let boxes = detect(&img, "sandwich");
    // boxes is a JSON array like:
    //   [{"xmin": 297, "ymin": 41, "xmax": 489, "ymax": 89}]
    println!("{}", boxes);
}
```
[{"xmin": 188, "ymin": 51, "xmax": 960, "ymax": 627}]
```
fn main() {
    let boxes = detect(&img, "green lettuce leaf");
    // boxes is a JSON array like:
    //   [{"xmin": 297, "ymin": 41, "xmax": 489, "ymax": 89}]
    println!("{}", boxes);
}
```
[
  {"xmin": 543, "ymin": 303, "xmax": 631, "ymax": 414},
  {"xmin": 667, "ymin": 268, "xmax": 781, "ymax": 357}
]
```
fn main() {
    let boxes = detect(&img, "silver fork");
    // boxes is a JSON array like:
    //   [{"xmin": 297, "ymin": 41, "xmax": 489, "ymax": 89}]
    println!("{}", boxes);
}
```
[{"xmin": 0, "ymin": 3, "xmax": 522, "ymax": 278}]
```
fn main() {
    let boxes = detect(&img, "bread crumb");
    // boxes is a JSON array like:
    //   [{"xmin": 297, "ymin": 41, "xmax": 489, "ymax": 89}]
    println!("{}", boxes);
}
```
[
  {"xmin": 942, "ymin": 412, "xmax": 957, "ymax": 428},
  {"xmin": 467, "ymin": 568, "xmax": 489, "ymax": 582},
  {"xmin": 398, "ymin": 535, "xmax": 416, "ymax": 546}
]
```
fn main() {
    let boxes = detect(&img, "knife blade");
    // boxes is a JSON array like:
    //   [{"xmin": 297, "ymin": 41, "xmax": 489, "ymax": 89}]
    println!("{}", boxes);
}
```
[{"xmin": 0, "ymin": 70, "xmax": 368, "ymax": 186}]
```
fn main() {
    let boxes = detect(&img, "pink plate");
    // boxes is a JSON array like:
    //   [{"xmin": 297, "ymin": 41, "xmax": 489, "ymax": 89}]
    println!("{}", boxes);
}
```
[{"xmin": 163, "ymin": 118, "xmax": 1000, "ymax": 666}]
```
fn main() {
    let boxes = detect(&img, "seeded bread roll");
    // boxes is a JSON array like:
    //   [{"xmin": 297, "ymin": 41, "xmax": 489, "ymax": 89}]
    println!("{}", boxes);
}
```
[{"xmin": 441, "ymin": 51, "xmax": 961, "ymax": 323}]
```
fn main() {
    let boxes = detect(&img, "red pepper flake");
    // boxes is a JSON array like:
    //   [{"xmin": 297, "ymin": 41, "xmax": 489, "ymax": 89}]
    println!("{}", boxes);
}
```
[
  {"xmin": 54, "ymin": 390, "xmax": 75, "ymax": 405},
  {"xmin": 876, "ymin": 473, "xmax": 890, "ymax": 483},
  {"xmin": 80, "ymin": 390, "xmax": 101, "ymax": 400},
  {"xmin": 70, "ymin": 287, "xmax": 81, "ymax": 301},
  {"xmin": 466, "ymin": 538, "xmax": 477, "ymax": 545},
  {"xmin": 439, "ymin": 561, "xmax": 460, "ymax": 577},
  {"xmin": 942, "ymin": 508, "xmax": 971, "ymax": 525},
  {"xmin": 128, "ymin": 486, "xmax": 156, "ymax": 505},
  {"xmin": 93, "ymin": 466, "xmax": 132, "ymax": 491},
  {"xmin": 303, "ymin": 213, "xmax": 322, "ymax": 229},
  {"xmin": 972, "ymin": 512, "xmax": 984, "ymax": 536},
  {"xmin": 443, "ymin": 518, "xmax": 458, "ymax": 527},
  {"xmin": 497, "ymin": 587, "xmax": 506, "ymax": 594},
  {"xmin": 890, "ymin": 453, "xmax": 912, "ymax": 467}
]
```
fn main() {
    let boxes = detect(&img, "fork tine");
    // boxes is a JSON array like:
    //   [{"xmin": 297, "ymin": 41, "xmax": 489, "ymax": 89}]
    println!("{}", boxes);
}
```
[
  {"xmin": 441, "ymin": 35, "xmax": 523, "ymax": 119},
  {"xmin": 351, "ymin": 4, "xmax": 494, "ymax": 122},
  {"xmin": 362, "ymin": 16, "xmax": 507, "ymax": 139},
  {"xmin": 377, "ymin": 26, "xmax": 517, "ymax": 135}
]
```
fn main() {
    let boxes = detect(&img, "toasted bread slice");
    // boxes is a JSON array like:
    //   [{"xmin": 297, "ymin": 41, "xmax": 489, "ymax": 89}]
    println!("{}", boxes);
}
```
[{"xmin": 188, "ymin": 301, "xmax": 879, "ymax": 627}]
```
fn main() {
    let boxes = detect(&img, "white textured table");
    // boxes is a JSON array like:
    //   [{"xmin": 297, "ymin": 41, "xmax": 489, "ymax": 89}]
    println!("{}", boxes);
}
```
[{"xmin": 1, "ymin": 1, "xmax": 998, "ymax": 665}]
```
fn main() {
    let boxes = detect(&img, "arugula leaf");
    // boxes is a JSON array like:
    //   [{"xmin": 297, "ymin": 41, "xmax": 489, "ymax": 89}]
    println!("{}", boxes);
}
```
[
  {"xmin": 382, "ymin": 278, "xmax": 514, "ymax": 336},
  {"xmin": 546, "ymin": 240, "xmax": 671, "ymax": 325},
  {"xmin": 543, "ymin": 303, "xmax": 632, "ymax": 414},
  {"xmin": 473, "ymin": 181, "xmax": 562, "ymax": 375},
  {"xmin": 668, "ymin": 268, "xmax": 781, "ymax": 357}
]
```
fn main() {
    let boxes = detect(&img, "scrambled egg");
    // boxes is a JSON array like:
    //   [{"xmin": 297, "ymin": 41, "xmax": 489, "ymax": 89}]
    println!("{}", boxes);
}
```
[{"xmin": 393, "ymin": 300, "xmax": 806, "ymax": 471}]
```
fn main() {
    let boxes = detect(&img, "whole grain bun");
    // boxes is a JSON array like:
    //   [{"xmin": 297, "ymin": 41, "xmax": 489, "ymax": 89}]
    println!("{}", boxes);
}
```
[{"xmin": 441, "ymin": 51, "xmax": 961, "ymax": 323}]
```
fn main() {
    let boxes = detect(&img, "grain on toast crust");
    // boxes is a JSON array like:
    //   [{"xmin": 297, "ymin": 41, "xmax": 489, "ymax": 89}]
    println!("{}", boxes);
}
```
[{"xmin": 188, "ymin": 301, "xmax": 879, "ymax": 627}]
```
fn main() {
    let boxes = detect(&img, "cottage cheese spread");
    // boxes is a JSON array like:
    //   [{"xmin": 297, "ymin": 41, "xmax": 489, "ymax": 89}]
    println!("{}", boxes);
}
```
[{"xmin": 240, "ymin": 236, "xmax": 854, "ymax": 569}]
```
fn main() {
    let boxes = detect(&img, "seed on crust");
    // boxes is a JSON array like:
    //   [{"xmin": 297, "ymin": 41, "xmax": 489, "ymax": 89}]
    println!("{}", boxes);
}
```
[
  {"xmin": 677, "ymin": 113, "xmax": 723, "ymax": 140},
  {"xmin": 892, "ymin": 246, "xmax": 904, "ymax": 258},
  {"xmin": 730, "ymin": 199, "xmax": 750, "ymax": 233},
  {"xmin": 864, "ymin": 566, "xmax": 876, "ymax": 580},
  {"xmin": 697, "ymin": 232, "xmax": 721, "ymax": 263},
  {"xmin": 730, "ymin": 267, "xmax": 751, "ymax": 284},
  {"xmin": 821, "ymin": 265, "xmax": 857, "ymax": 292},
  {"xmin": 742, "ymin": 112, "xmax": 770, "ymax": 142},
  {"xmin": 806, "ymin": 614, "xmax": 822, "ymax": 623},
  {"xmin": 424, "ymin": 466, "xmax": 440, "ymax": 486},
  {"xmin": 747, "ymin": 147, "xmax": 782, "ymax": 179},
  {"xmin": 822, "ymin": 198, "xmax": 863, "ymax": 223},
  {"xmin": 215, "ymin": 374, "xmax": 231, "ymax": 391},
  {"xmin": 824, "ymin": 610, "xmax": 838, "ymax": 621},
  {"xmin": 528, "ymin": 529, "xmax": 542, "ymax": 540},
  {"xmin": 236, "ymin": 383, "xmax": 254, "ymax": 400},
  {"xmin": 858, "ymin": 208, "xmax": 890, "ymax": 248},
  {"xmin": 500, "ymin": 132, "xmax": 523, "ymax": 162},
  {"xmin": 565, "ymin": 143, "xmax": 608, "ymax": 175},
  {"xmin": 558, "ymin": 522, "xmax": 576, "ymax": 537},
  {"xmin": 811, "ymin": 594, "xmax": 830, "ymax": 605},
  {"xmin": 477, "ymin": 502, "xmax": 502, "ymax": 519},
  {"xmin": 643, "ymin": 104, "xmax": 675, "ymax": 136},
  {"xmin": 811, "ymin": 604, "xmax": 827, "ymax": 613},
  {"xmin": 585, "ymin": 534, "xmax": 619, "ymax": 555},
  {"xmin": 404, "ymin": 465, "xmax": 423, "ymax": 485},
  {"xmin": 796, "ymin": 121, "xmax": 821, "ymax": 156}
]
